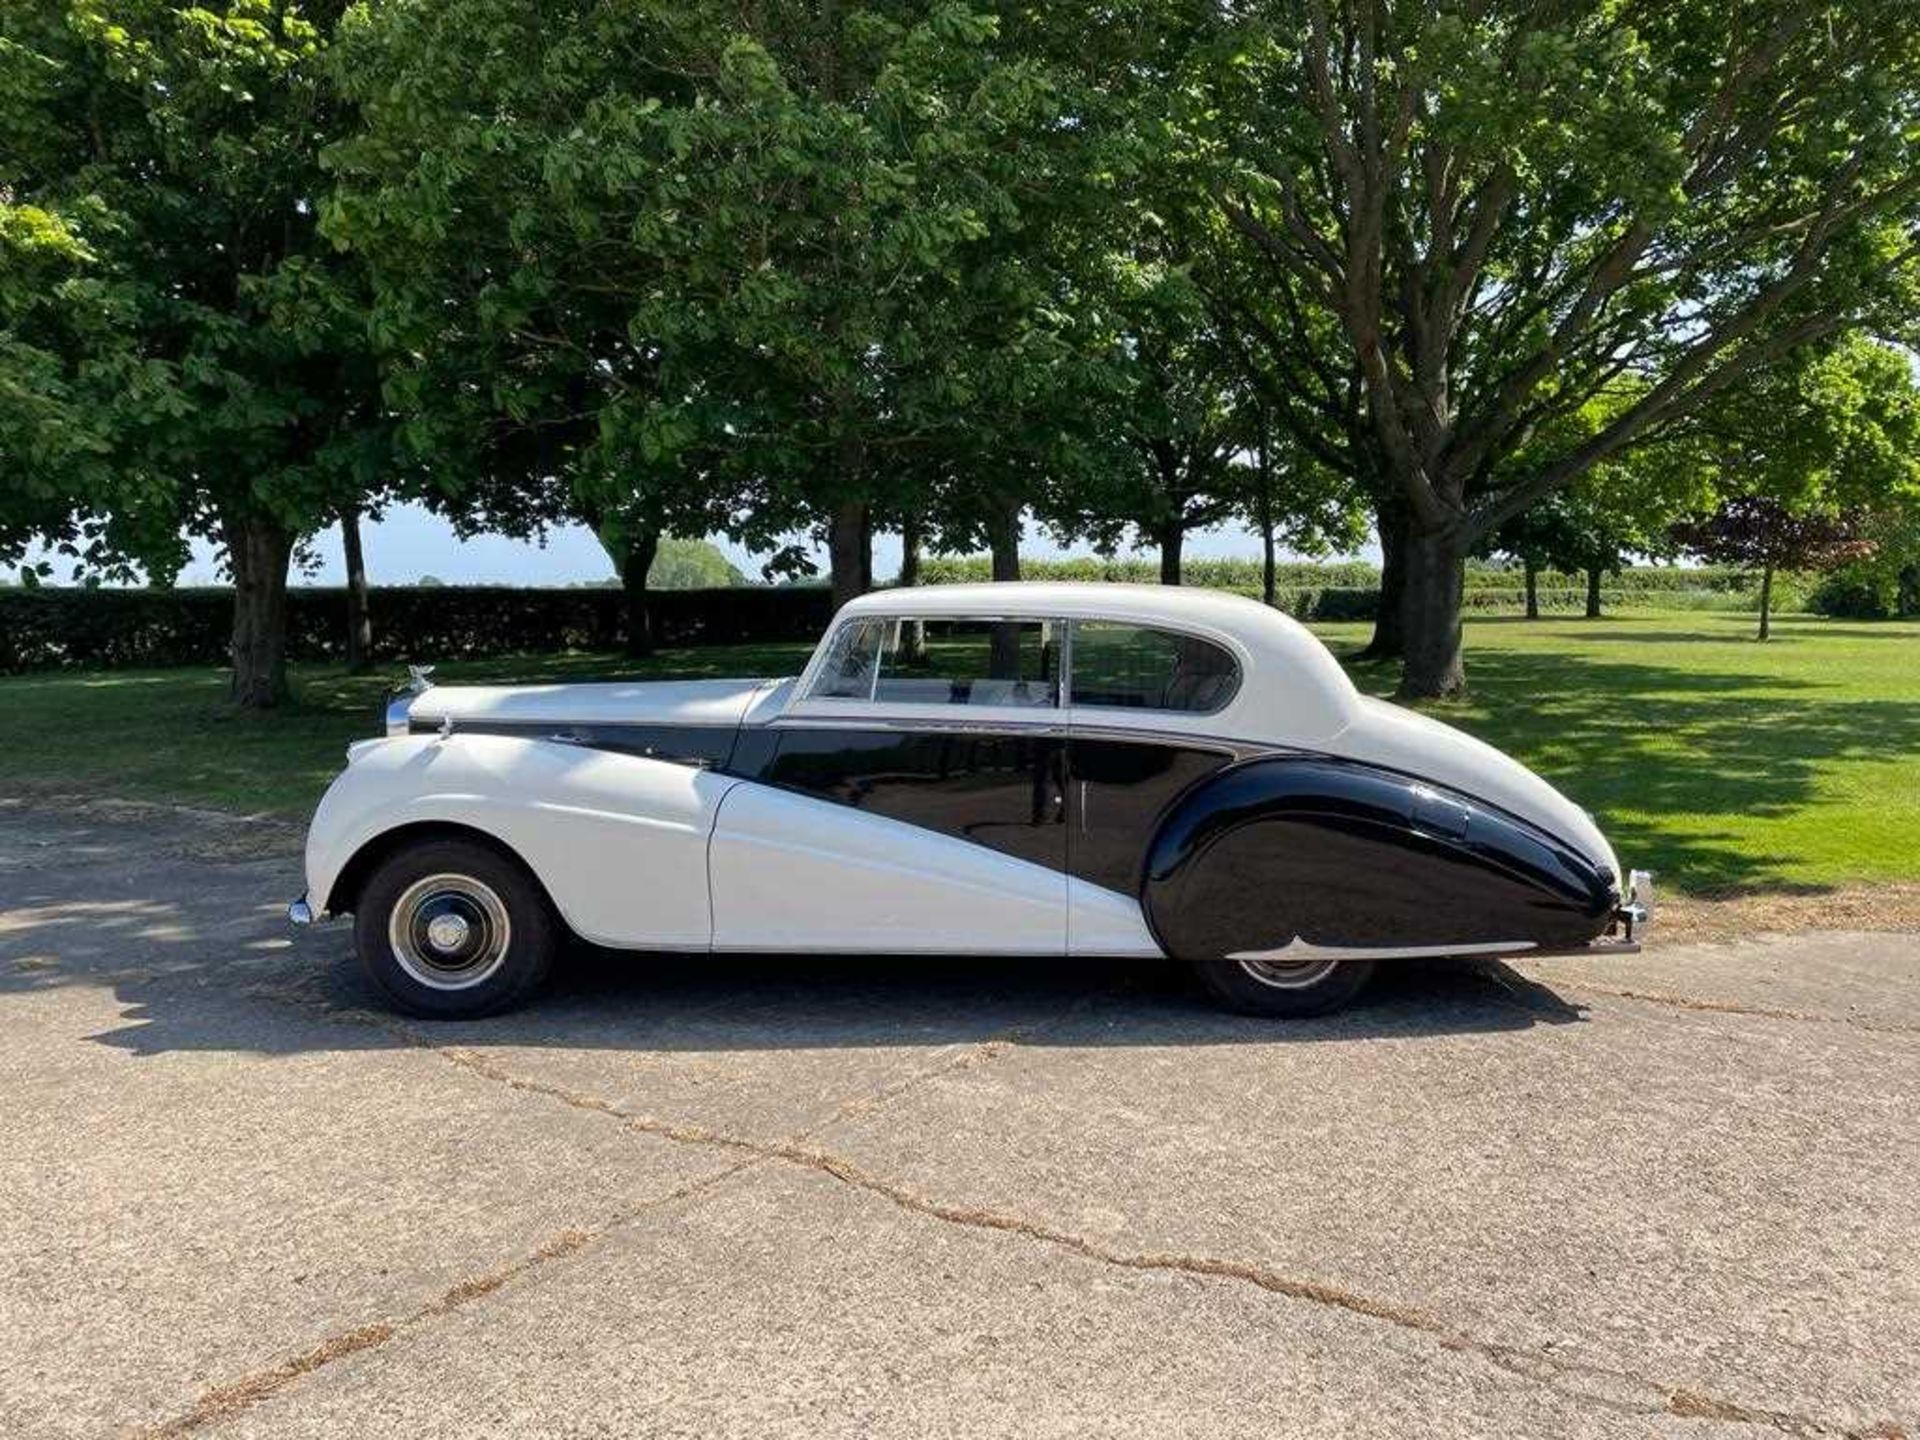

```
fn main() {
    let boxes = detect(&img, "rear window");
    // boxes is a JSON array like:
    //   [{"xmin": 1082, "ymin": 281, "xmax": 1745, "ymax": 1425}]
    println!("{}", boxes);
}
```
[{"xmin": 1069, "ymin": 622, "xmax": 1239, "ymax": 713}]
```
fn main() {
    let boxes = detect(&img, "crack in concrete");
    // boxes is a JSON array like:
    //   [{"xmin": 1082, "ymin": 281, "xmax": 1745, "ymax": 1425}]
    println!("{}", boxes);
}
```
[
  {"xmin": 1559, "ymin": 981, "xmax": 1920, "ymax": 1037},
  {"xmin": 130, "ymin": 974, "xmax": 1904, "ymax": 1439},
  {"xmin": 138, "ymin": 1156, "xmax": 764, "ymax": 1437},
  {"xmin": 127, "ymin": 982, "xmax": 1087, "ymax": 1435},
  {"xmin": 390, "ymin": 1025, "xmax": 1897, "ymax": 1440}
]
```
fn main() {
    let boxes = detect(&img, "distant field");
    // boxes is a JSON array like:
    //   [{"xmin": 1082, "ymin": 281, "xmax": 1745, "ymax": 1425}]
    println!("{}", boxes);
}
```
[{"xmin": 1, "ymin": 614, "xmax": 1914, "ymax": 897}]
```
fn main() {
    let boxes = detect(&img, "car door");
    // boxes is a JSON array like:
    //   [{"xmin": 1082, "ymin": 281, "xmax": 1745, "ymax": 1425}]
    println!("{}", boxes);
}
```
[
  {"xmin": 707, "ymin": 614, "xmax": 1070, "ymax": 954},
  {"xmin": 1063, "ymin": 619, "xmax": 1242, "ymax": 956}
]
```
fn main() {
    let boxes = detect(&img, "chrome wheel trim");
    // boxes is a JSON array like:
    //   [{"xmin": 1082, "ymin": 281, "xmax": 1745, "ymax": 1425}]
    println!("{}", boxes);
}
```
[
  {"xmin": 1236, "ymin": 957, "xmax": 1340, "ymax": 990},
  {"xmin": 388, "ymin": 873, "xmax": 513, "ymax": 991}
]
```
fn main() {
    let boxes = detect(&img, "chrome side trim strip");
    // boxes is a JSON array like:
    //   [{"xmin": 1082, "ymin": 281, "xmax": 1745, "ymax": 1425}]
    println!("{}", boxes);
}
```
[
  {"xmin": 769, "ymin": 714, "xmax": 1070, "ymax": 738},
  {"xmin": 1226, "ymin": 937, "xmax": 1539, "ymax": 962},
  {"xmin": 766, "ymin": 713, "xmax": 1274, "ymax": 758}
]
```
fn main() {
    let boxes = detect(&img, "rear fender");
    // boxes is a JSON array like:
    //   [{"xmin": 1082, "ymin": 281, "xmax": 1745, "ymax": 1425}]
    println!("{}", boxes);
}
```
[{"xmin": 1141, "ymin": 756, "xmax": 1619, "ymax": 961}]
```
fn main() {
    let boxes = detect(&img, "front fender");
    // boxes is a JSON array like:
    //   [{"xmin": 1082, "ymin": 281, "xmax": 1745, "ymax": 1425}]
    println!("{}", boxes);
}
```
[
  {"xmin": 1140, "ymin": 756, "xmax": 1620, "ymax": 960},
  {"xmin": 304, "ymin": 734, "xmax": 737, "ymax": 949}
]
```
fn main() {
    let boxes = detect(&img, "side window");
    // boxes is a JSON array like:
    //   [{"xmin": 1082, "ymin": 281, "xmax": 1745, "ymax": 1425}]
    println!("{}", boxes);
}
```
[
  {"xmin": 1069, "ymin": 622, "xmax": 1240, "ymax": 714},
  {"xmin": 807, "ymin": 618, "xmax": 887, "ymax": 699},
  {"xmin": 874, "ymin": 618, "xmax": 1060, "ymax": 707},
  {"xmin": 808, "ymin": 617, "xmax": 1061, "ymax": 706}
]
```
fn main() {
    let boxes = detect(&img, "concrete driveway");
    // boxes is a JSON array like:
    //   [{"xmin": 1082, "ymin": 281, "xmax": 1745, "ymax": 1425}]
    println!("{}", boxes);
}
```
[{"xmin": 1, "ymin": 798, "xmax": 1915, "ymax": 1439}]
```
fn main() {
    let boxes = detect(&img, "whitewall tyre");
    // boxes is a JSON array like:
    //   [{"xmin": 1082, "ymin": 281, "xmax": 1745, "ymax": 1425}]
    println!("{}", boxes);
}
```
[
  {"xmin": 354, "ymin": 839, "xmax": 557, "ymax": 1018},
  {"xmin": 1191, "ymin": 957, "xmax": 1377, "ymax": 1018}
]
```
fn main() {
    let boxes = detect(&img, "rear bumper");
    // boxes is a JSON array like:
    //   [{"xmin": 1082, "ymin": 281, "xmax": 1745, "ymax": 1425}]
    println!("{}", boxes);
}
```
[
  {"xmin": 1617, "ymin": 868, "xmax": 1654, "ymax": 942},
  {"xmin": 1536, "ymin": 869, "xmax": 1652, "ymax": 958}
]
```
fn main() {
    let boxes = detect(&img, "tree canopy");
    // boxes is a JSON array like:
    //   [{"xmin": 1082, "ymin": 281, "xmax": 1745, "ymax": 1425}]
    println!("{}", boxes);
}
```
[
  {"xmin": 3, "ymin": 0, "xmax": 1918, "ymax": 704},
  {"xmin": 1187, "ymin": 0, "xmax": 1920, "ymax": 692},
  {"xmin": 1, "ymin": 0, "xmax": 399, "ymax": 703}
]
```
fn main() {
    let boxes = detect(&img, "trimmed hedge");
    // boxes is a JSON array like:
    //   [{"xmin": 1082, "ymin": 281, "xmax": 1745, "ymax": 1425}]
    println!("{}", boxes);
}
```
[
  {"xmin": 0, "ymin": 585, "xmax": 834, "ymax": 673},
  {"xmin": 0, "ymin": 567, "xmax": 1817, "ymax": 674},
  {"xmin": 920, "ymin": 552, "xmax": 1775, "ymax": 596},
  {"xmin": 920, "ymin": 554, "xmax": 1387, "ymax": 591}
]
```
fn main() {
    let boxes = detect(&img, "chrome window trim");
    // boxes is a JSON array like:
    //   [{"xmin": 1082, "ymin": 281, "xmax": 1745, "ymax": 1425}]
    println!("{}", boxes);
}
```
[
  {"xmin": 797, "ymin": 613, "xmax": 1065, "ymax": 710},
  {"xmin": 796, "ymin": 608, "xmax": 1249, "ymax": 722}
]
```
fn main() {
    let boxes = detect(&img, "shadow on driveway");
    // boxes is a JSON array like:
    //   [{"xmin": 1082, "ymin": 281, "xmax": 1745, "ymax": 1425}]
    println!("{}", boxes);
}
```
[{"xmin": 36, "ymin": 937, "xmax": 1588, "ymax": 1060}]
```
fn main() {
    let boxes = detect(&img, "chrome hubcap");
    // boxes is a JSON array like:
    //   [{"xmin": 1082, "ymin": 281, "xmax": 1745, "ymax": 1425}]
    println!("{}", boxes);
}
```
[
  {"xmin": 1237, "ymin": 958, "xmax": 1340, "ymax": 990},
  {"xmin": 425, "ymin": 912, "xmax": 472, "ymax": 952},
  {"xmin": 389, "ymin": 874, "xmax": 512, "ymax": 991}
]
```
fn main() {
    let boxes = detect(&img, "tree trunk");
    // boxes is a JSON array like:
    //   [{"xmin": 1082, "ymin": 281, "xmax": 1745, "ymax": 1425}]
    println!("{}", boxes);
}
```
[
  {"xmin": 1585, "ymin": 566, "xmax": 1603, "ymax": 619},
  {"xmin": 829, "ymin": 501, "xmax": 870, "ymax": 610},
  {"xmin": 986, "ymin": 503, "xmax": 1021, "ymax": 582},
  {"xmin": 619, "ymin": 527, "xmax": 661, "ymax": 657},
  {"xmin": 1256, "ymin": 423, "xmax": 1277, "ymax": 606},
  {"xmin": 1757, "ymin": 562, "xmax": 1774, "ymax": 641},
  {"xmin": 1158, "ymin": 519, "xmax": 1184, "ymax": 585},
  {"xmin": 226, "ymin": 509, "xmax": 293, "ymax": 710},
  {"xmin": 897, "ymin": 515, "xmax": 925, "ymax": 662},
  {"xmin": 340, "ymin": 502, "xmax": 373, "ymax": 673},
  {"xmin": 1397, "ymin": 527, "xmax": 1467, "ymax": 700},
  {"xmin": 1361, "ymin": 499, "xmax": 1407, "ymax": 660},
  {"xmin": 1523, "ymin": 560, "xmax": 1540, "ymax": 620},
  {"xmin": 899, "ymin": 513, "xmax": 921, "ymax": 587}
]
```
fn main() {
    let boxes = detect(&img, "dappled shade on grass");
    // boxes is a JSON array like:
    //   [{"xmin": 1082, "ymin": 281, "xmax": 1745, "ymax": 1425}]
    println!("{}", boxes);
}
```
[{"xmin": 1327, "ymin": 616, "xmax": 1920, "ymax": 896}]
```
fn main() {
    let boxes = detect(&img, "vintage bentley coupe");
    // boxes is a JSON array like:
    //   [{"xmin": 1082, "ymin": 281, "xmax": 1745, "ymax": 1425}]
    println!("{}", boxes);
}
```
[{"xmin": 290, "ymin": 583, "xmax": 1650, "ymax": 1017}]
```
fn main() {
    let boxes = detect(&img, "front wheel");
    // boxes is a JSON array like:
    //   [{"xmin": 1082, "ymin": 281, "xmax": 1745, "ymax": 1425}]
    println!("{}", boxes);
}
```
[
  {"xmin": 353, "ymin": 838, "xmax": 558, "ymax": 1018},
  {"xmin": 1191, "ymin": 957, "xmax": 1376, "ymax": 1018}
]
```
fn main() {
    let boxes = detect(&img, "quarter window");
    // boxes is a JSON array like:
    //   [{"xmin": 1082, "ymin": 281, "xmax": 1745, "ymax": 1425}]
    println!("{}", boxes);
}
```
[
  {"xmin": 807, "ymin": 618, "xmax": 887, "ymax": 699},
  {"xmin": 1069, "ymin": 622, "xmax": 1240, "ymax": 713}
]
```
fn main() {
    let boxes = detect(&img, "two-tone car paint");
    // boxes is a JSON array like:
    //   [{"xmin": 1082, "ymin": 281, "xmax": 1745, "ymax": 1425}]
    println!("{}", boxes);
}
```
[{"xmin": 300, "ymin": 584, "xmax": 1643, "ymax": 975}]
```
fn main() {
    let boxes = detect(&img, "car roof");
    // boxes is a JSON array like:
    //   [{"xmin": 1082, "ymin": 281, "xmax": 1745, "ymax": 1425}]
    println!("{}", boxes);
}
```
[
  {"xmin": 841, "ymin": 580, "xmax": 1267, "ymax": 625},
  {"xmin": 830, "ymin": 581, "xmax": 1362, "ymax": 743}
]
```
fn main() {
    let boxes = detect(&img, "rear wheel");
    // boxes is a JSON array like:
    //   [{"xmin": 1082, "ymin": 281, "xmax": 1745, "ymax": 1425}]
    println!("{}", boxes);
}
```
[
  {"xmin": 1190, "ymin": 957, "xmax": 1376, "ymax": 1018},
  {"xmin": 353, "ymin": 838, "xmax": 557, "ymax": 1018}
]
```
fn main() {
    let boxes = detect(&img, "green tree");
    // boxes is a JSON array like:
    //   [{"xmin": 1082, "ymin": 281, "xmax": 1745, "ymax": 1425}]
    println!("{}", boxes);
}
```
[
  {"xmin": 1484, "ymin": 393, "xmax": 1710, "ymax": 618},
  {"xmin": 324, "ymin": 0, "xmax": 730, "ymax": 655},
  {"xmin": 648, "ymin": 538, "xmax": 747, "ymax": 590},
  {"xmin": 1486, "ymin": 484, "xmax": 1652, "ymax": 620},
  {"xmin": 1054, "ymin": 259, "xmax": 1254, "ymax": 584},
  {"xmin": 1665, "ymin": 335, "xmax": 1920, "ymax": 636},
  {"xmin": 1, "ymin": 0, "xmax": 398, "ymax": 706},
  {"xmin": 328, "ymin": 0, "xmax": 1086, "ymax": 620},
  {"xmin": 1190, "ymin": 0, "xmax": 1920, "ymax": 696}
]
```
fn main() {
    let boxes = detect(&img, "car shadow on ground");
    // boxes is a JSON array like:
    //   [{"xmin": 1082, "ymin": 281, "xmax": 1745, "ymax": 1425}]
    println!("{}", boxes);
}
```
[{"xmin": 34, "ymin": 936, "xmax": 1589, "ymax": 1060}]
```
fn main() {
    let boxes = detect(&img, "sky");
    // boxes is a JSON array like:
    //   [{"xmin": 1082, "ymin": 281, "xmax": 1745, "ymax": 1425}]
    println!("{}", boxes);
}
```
[{"xmin": 138, "ymin": 502, "xmax": 1377, "ymax": 588}]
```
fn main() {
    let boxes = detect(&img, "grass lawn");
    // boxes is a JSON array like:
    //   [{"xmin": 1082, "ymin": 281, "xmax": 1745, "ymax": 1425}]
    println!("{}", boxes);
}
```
[{"xmin": 1, "ymin": 614, "xmax": 1914, "ymax": 897}]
